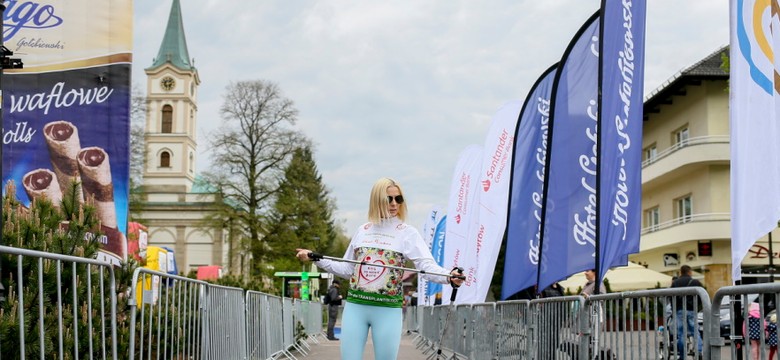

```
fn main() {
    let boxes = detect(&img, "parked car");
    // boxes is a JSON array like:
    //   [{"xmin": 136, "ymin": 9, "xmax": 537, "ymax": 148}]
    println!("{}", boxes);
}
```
[{"xmin": 697, "ymin": 294, "xmax": 763, "ymax": 340}]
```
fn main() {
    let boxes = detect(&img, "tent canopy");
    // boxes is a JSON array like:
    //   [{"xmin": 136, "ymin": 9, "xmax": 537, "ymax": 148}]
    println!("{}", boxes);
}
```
[{"xmin": 558, "ymin": 262, "xmax": 673, "ymax": 293}]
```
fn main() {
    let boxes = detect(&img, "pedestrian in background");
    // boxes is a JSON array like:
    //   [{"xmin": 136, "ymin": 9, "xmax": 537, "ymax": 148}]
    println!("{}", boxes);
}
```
[
  {"xmin": 326, "ymin": 279, "xmax": 343, "ymax": 341},
  {"xmin": 670, "ymin": 264, "xmax": 703, "ymax": 357}
]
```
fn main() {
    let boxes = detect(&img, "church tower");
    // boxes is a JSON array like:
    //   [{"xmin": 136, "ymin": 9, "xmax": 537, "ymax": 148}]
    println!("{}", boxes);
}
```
[
  {"xmin": 135, "ymin": 0, "xmax": 242, "ymax": 275},
  {"xmin": 143, "ymin": 0, "xmax": 200, "ymax": 192}
]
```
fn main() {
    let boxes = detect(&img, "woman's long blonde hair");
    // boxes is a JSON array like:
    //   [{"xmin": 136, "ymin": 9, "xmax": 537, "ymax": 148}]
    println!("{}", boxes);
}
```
[{"xmin": 367, "ymin": 177, "xmax": 407, "ymax": 224}]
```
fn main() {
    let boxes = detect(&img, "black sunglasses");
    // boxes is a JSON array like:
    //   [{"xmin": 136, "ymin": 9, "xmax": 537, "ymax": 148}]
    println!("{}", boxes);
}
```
[{"xmin": 387, "ymin": 195, "xmax": 404, "ymax": 204}]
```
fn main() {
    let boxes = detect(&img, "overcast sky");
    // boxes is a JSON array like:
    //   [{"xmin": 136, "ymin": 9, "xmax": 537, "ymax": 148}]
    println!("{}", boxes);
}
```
[{"xmin": 133, "ymin": 1, "xmax": 729, "ymax": 236}]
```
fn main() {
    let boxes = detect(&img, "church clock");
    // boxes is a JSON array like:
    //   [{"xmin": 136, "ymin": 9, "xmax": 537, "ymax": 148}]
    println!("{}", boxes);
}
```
[{"xmin": 160, "ymin": 76, "xmax": 176, "ymax": 91}]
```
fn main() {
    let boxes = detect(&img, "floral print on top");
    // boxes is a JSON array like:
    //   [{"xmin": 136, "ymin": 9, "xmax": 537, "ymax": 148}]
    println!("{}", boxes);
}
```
[
  {"xmin": 313, "ymin": 217, "xmax": 452, "ymax": 309},
  {"xmin": 347, "ymin": 247, "xmax": 406, "ymax": 307}
]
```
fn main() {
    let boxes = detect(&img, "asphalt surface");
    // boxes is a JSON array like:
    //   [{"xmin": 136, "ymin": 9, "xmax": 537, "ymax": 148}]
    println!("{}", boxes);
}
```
[{"xmin": 296, "ymin": 332, "xmax": 435, "ymax": 360}]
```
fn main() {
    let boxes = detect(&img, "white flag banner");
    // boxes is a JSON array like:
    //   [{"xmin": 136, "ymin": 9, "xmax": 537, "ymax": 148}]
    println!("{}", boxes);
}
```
[
  {"xmin": 473, "ymin": 101, "xmax": 522, "ymax": 302},
  {"xmin": 442, "ymin": 145, "xmax": 483, "ymax": 304},
  {"xmin": 730, "ymin": 0, "xmax": 780, "ymax": 281},
  {"xmin": 418, "ymin": 205, "xmax": 443, "ymax": 306}
]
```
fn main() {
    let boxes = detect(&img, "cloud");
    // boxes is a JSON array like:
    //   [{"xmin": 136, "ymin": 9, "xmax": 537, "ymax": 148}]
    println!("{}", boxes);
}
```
[{"xmin": 134, "ymin": 0, "xmax": 728, "ymax": 235}]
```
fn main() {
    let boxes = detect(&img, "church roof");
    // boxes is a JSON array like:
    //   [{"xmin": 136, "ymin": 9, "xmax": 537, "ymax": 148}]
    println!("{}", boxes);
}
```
[{"xmin": 147, "ymin": 0, "xmax": 196, "ymax": 72}]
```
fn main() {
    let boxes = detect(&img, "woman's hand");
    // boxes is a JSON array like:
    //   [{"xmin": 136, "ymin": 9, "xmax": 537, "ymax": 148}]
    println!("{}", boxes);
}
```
[
  {"xmin": 296, "ymin": 248, "xmax": 312, "ymax": 262},
  {"xmin": 450, "ymin": 268, "xmax": 465, "ymax": 287}
]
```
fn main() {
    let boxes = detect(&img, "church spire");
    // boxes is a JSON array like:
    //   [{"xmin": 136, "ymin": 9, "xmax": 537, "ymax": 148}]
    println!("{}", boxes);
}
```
[{"xmin": 147, "ymin": 0, "xmax": 195, "ymax": 71}]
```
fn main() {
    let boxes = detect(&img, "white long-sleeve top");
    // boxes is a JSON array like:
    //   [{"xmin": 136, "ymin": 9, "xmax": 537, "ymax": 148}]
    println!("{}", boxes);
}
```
[{"xmin": 315, "ymin": 217, "xmax": 450, "ymax": 308}]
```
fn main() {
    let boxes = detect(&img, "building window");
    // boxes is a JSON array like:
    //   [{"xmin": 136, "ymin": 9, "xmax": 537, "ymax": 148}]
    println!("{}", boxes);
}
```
[
  {"xmin": 161, "ymin": 105, "xmax": 173, "ymax": 133},
  {"xmin": 160, "ymin": 151, "xmax": 171, "ymax": 168},
  {"xmin": 673, "ymin": 126, "xmax": 689, "ymax": 147},
  {"xmin": 675, "ymin": 195, "xmax": 692, "ymax": 223},
  {"xmin": 645, "ymin": 207, "xmax": 660, "ymax": 231},
  {"xmin": 644, "ymin": 144, "xmax": 657, "ymax": 162},
  {"xmin": 189, "ymin": 152, "xmax": 194, "ymax": 173}
]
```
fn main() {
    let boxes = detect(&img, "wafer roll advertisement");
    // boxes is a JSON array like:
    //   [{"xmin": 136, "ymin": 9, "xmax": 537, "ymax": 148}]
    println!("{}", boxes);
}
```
[
  {"xmin": 44, "ymin": 121, "xmax": 84, "ymax": 202},
  {"xmin": 22, "ymin": 169, "xmax": 64, "ymax": 207},
  {"xmin": 78, "ymin": 147, "xmax": 116, "ymax": 228}
]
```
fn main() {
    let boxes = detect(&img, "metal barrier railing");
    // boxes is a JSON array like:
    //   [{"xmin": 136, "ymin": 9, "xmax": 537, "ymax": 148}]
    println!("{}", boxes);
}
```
[
  {"xmin": 529, "ymin": 295, "xmax": 586, "ymax": 360},
  {"xmin": 470, "ymin": 303, "xmax": 496, "ymax": 360},
  {"xmin": 587, "ymin": 287, "xmax": 711, "ymax": 360},
  {"xmin": 128, "ymin": 267, "xmax": 208, "ymax": 360},
  {"xmin": 13, "ymin": 244, "xmax": 780, "ymax": 359},
  {"xmin": 0, "ymin": 245, "xmax": 118, "ymax": 360},
  {"xmin": 711, "ymin": 282, "xmax": 780, "ymax": 360},
  {"xmin": 204, "ymin": 283, "xmax": 247, "ymax": 359},
  {"xmin": 495, "ymin": 300, "xmax": 530, "ymax": 359}
]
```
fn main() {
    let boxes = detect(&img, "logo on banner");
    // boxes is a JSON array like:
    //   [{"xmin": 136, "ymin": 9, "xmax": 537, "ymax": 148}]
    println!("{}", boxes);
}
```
[
  {"xmin": 484, "ymin": 129, "xmax": 512, "ymax": 190},
  {"xmin": 4, "ymin": 1, "xmax": 65, "ymax": 44},
  {"xmin": 455, "ymin": 172, "xmax": 471, "ymax": 222},
  {"xmin": 735, "ymin": 0, "xmax": 780, "ymax": 94},
  {"xmin": 482, "ymin": 179, "xmax": 491, "ymax": 192}
]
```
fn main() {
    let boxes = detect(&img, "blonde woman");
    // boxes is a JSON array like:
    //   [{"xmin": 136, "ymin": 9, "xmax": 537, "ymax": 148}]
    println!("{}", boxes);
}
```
[{"xmin": 296, "ymin": 177, "xmax": 463, "ymax": 360}]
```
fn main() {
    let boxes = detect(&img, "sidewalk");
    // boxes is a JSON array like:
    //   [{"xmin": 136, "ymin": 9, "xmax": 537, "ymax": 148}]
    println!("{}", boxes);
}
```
[{"xmin": 298, "ymin": 332, "xmax": 432, "ymax": 360}]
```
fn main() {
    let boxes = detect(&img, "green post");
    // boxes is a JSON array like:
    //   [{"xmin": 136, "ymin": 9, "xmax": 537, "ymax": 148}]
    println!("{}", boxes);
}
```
[{"xmin": 301, "ymin": 272, "xmax": 310, "ymax": 300}]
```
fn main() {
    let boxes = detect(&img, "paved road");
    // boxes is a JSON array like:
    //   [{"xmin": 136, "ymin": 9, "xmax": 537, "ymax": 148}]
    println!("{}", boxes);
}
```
[{"xmin": 297, "ymin": 332, "xmax": 435, "ymax": 360}]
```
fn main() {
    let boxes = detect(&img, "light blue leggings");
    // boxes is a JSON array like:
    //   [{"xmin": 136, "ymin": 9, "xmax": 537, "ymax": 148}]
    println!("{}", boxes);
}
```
[{"xmin": 340, "ymin": 302, "xmax": 403, "ymax": 360}]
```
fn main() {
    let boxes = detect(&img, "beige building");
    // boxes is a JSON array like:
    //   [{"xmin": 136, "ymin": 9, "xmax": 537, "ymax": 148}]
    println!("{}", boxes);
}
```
[
  {"xmin": 132, "ymin": 0, "xmax": 245, "ymax": 275},
  {"xmin": 632, "ymin": 46, "xmax": 778, "ymax": 297}
]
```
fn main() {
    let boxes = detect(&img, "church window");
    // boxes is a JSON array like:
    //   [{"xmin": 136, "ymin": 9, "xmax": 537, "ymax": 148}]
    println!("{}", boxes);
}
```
[
  {"xmin": 160, "ymin": 151, "xmax": 171, "ymax": 168},
  {"xmin": 162, "ymin": 105, "xmax": 173, "ymax": 133}
]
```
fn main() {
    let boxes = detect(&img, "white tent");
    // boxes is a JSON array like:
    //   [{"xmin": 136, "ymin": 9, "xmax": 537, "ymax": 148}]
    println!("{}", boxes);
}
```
[{"xmin": 558, "ymin": 262, "xmax": 674, "ymax": 293}]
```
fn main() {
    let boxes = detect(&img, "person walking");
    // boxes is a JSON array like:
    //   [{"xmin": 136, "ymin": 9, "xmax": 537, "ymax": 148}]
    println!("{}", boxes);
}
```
[
  {"xmin": 326, "ymin": 279, "xmax": 343, "ymax": 341},
  {"xmin": 580, "ymin": 269, "xmax": 606, "ymax": 298},
  {"xmin": 296, "ymin": 177, "xmax": 464, "ymax": 360},
  {"xmin": 670, "ymin": 264, "xmax": 704, "ymax": 358}
]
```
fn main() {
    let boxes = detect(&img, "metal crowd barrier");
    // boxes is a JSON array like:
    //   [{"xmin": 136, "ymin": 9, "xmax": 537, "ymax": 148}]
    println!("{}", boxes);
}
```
[
  {"xmin": 404, "ymin": 305, "xmax": 421, "ymax": 334},
  {"xmin": 710, "ymin": 282, "xmax": 780, "ymax": 360},
  {"xmin": 470, "ymin": 303, "xmax": 496, "ymax": 360},
  {"xmin": 128, "ymin": 267, "xmax": 208, "ymax": 360},
  {"xmin": 586, "ymin": 287, "xmax": 711, "ymax": 360},
  {"xmin": 203, "ymin": 283, "xmax": 248, "ymax": 359},
  {"xmin": 412, "ymin": 288, "xmax": 712, "ymax": 360},
  {"xmin": 247, "ymin": 291, "xmax": 289, "ymax": 360},
  {"xmin": 301, "ymin": 300, "xmax": 325, "ymax": 342},
  {"xmin": 16, "ymin": 241, "xmax": 780, "ymax": 360},
  {"xmin": 529, "ymin": 295, "xmax": 587, "ymax": 360},
  {"xmin": 495, "ymin": 300, "xmax": 530, "ymax": 359},
  {"xmin": 0, "ymin": 245, "xmax": 118, "ymax": 360}
]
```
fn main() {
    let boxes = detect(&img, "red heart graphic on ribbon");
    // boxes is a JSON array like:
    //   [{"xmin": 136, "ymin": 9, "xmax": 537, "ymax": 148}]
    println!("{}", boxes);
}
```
[{"xmin": 359, "ymin": 257, "xmax": 387, "ymax": 285}]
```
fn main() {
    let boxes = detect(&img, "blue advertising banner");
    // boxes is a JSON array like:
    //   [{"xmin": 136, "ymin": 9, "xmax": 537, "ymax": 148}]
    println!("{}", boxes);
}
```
[
  {"xmin": 2, "ymin": 1, "xmax": 133, "ymax": 265},
  {"xmin": 597, "ymin": 0, "xmax": 646, "ymax": 282},
  {"xmin": 538, "ymin": 12, "xmax": 601, "ymax": 292},
  {"xmin": 501, "ymin": 64, "xmax": 558, "ymax": 300},
  {"xmin": 427, "ymin": 215, "xmax": 447, "ymax": 298}
]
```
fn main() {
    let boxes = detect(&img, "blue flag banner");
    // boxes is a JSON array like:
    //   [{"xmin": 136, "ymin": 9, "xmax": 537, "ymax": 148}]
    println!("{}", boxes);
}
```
[
  {"xmin": 501, "ymin": 64, "xmax": 558, "ymax": 300},
  {"xmin": 538, "ymin": 12, "xmax": 601, "ymax": 292},
  {"xmin": 427, "ymin": 215, "xmax": 447, "ymax": 298},
  {"xmin": 597, "ymin": 0, "xmax": 646, "ymax": 282}
]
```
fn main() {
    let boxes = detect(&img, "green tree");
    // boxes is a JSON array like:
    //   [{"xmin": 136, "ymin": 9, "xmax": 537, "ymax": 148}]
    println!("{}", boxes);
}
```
[
  {"xmin": 261, "ymin": 146, "xmax": 341, "ymax": 288},
  {"xmin": 0, "ymin": 182, "xmax": 139, "ymax": 359},
  {"xmin": 201, "ymin": 80, "xmax": 307, "ymax": 280}
]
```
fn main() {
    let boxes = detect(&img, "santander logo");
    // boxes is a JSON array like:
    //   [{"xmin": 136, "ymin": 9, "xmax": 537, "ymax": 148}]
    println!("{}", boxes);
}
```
[
  {"xmin": 455, "ymin": 214, "xmax": 462, "ymax": 224},
  {"xmin": 482, "ymin": 179, "xmax": 491, "ymax": 192}
]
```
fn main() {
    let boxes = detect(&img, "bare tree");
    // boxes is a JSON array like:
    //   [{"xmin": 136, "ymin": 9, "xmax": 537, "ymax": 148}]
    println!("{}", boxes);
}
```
[
  {"xmin": 203, "ymin": 80, "xmax": 307, "ymax": 274},
  {"xmin": 129, "ymin": 85, "xmax": 147, "ymax": 208}
]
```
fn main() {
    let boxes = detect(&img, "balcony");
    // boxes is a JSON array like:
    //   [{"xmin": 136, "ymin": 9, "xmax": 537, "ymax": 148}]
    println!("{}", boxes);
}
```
[
  {"xmin": 640, "ymin": 212, "xmax": 730, "ymax": 252},
  {"xmin": 642, "ymin": 135, "xmax": 730, "ymax": 185}
]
